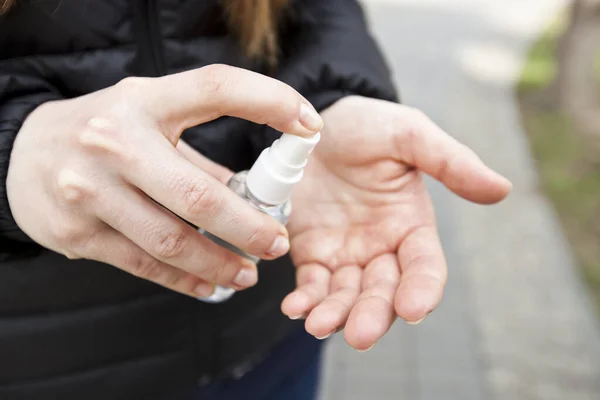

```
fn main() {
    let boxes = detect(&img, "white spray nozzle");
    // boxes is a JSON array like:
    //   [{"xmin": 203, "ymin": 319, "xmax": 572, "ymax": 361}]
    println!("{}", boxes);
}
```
[
  {"xmin": 246, "ymin": 132, "xmax": 321, "ymax": 205},
  {"xmin": 272, "ymin": 132, "xmax": 320, "ymax": 166}
]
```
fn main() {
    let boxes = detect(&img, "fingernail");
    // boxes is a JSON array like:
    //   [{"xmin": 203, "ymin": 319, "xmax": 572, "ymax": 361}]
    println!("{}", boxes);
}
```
[
  {"xmin": 406, "ymin": 316, "xmax": 426, "ymax": 325},
  {"xmin": 266, "ymin": 235, "xmax": 290, "ymax": 258},
  {"xmin": 288, "ymin": 314, "xmax": 305, "ymax": 320},
  {"xmin": 233, "ymin": 267, "xmax": 258, "ymax": 288},
  {"xmin": 315, "ymin": 331, "xmax": 334, "ymax": 340},
  {"xmin": 357, "ymin": 344, "xmax": 375, "ymax": 353},
  {"xmin": 194, "ymin": 283, "xmax": 215, "ymax": 298},
  {"xmin": 299, "ymin": 102, "xmax": 323, "ymax": 132}
]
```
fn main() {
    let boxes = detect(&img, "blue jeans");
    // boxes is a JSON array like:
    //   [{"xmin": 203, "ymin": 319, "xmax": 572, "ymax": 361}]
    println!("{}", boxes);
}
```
[{"xmin": 190, "ymin": 328, "xmax": 325, "ymax": 400}]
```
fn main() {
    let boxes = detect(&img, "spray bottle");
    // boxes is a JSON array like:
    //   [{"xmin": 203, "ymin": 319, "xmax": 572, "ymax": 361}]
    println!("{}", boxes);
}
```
[{"xmin": 197, "ymin": 131, "xmax": 321, "ymax": 303}]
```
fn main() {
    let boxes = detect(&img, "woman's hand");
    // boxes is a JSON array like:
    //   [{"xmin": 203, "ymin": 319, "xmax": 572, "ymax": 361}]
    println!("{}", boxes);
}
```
[
  {"xmin": 7, "ymin": 64, "xmax": 322, "ymax": 298},
  {"xmin": 281, "ymin": 96, "xmax": 511, "ymax": 350}
]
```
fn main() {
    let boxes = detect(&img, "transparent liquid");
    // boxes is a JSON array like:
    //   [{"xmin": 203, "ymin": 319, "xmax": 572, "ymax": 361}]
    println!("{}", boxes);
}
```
[{"xmin": 197, "ymin": 171, "xmax": 291, "ymax": 303}]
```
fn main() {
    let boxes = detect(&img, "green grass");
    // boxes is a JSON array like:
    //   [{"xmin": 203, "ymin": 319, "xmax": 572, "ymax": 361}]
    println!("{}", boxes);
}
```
[{"xmin": 518, "ymin": 10, "xmax": 600, "ymax": 312}]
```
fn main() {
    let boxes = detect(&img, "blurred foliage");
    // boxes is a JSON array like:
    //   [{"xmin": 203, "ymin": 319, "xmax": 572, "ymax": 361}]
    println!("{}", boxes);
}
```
[
  {"xmin": 519, "ymin": 13, "xmax": 565, "ymax": 92},
  {"xmin": 519, "ymin": 11, "xmax": 600, "ymax": 92},
  {"xmin": 518, "ymin": 11, "xmax": 600, "ymax": 312}
]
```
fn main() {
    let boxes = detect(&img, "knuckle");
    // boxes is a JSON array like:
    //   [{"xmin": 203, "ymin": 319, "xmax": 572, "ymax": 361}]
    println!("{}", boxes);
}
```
[
  {"xmin": 395, "ymin": 106, "xmax": 425, "ymax": 134},
  {"xmin": 198, "ymin": 64, "xmax": 231, "ymax": 96},
  {"xmin": 406, "ymin": 106, "xmax": 427, "ymax": 122},
  {"xmin": 116, "ymin": 76, "xmax": 151, "ymax": 92},
  {"xmin": 245, "ymin": 219, "xmax": 274, "ymax": 254},
  {"xmin": 164, "ymin": 270, "xmax": 184, "ymax": 289},
  {"xmin": 52, "ymin": 222, "xmax": 87, "ymax": 249},
  {"xmin": 77, "ymin": 117, "xmax": 128, "ymax": 160},
  {"xmin": 436, "ymin": 155, "xmax": 451, "ymax": 183},
  {"xmin": 210, "ymin": 253, "xmax": 239, "ymax": 283},
  {"xmin": 56, "ymin": 168, "xmax": 96, "ymax": 205},
  {"xmin": 404, "ymin": 122, "xmax": 419, "ymax": 150},
  {"xmin": 273, "ymin": 94, "xmax": 301, "ymax": 126},
  {"xmin": 193, "ymin": 244, "xmax": 234, "ymax": 283},
  {"xmin": 252, "ymin": 80, "xmax": 300, "ymax": 128},
  {"xmin": 152, "ymin": 229, "xmax": 188, "ymax": 259},
  {"xmin": 394, "ymin": 111, "xmax": 422, "ymax": 162},
  {"xmin": 180, "ymin": 179, "xmax": 220, "ymax": 218},
  {"xmin": 130, "ymin": 256, "xmax": 164, "ymax": 281}
]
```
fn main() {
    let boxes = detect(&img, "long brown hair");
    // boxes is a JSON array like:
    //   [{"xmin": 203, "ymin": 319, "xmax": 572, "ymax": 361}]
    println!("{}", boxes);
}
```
[
  {"xmin": 0, "ymin": 0, "xmax": 289, "ymax": 65},
  {"xmin": 0, "ymin": 0, "xmax": 12, "ymax": 15}
]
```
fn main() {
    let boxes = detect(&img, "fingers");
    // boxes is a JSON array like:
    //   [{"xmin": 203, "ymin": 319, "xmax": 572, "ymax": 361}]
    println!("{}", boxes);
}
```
[
  {"xmin": 343, "ymin": 254, "xmax": 400, "ymax": 351},
  {"xmin": 395, "ymin": 107, "xmax": 512, "ymax": 204},
  {"xmin": 86, "ymin": 226, "xmax": 215, "ymax": 298},
  {"xmin": 136, "ymin": 64, "xmax": 323, "ymax": 142},
  {"xmin": 304, "ymin": 265, "xmax": 362, "ymax": 341},
  {"xmin": 96, "ymin": 185, "xmax": 260, "ymax": 291},
  {"xmin": 281, "ymin": 263, "xmax": 331, "ymax": 320},
  {"xmin": 124, "ymin": 140, "xmax": 290, "ymax": 260},
  {"xmin": 395, "ymin": 224, "xmax": 447, "ymax": 323},
  {"xmin": 176, "ymin": 140, "xmax": 233, "ymax": 184}
]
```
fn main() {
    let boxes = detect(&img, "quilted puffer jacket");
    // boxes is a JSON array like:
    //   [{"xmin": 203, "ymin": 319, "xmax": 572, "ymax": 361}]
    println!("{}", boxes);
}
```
[{"xmin": 0, "ymin": 0, "xmax": 397, "ymax": 399}]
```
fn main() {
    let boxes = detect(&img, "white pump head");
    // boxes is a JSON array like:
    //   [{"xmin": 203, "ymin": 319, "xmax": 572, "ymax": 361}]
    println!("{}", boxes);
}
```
[{"xmin": 246, "ymin": 132, "xmax": 321, "ymax": 205}]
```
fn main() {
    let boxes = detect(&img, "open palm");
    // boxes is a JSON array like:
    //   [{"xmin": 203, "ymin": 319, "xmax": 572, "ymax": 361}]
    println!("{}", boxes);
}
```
[{"xmin": 281, "ymin": 96, "xmax": 511, "ymax": 350}]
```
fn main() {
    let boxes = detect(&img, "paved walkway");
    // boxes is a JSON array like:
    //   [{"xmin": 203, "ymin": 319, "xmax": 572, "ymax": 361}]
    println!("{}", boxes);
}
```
[{"xmin": 319, "ymin": 1, "xmax": 600, "ymax": 399}]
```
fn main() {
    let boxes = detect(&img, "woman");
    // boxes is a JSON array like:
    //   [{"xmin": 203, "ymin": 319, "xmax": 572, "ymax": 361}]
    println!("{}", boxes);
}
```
[{"xmin": 0, "ymin": 1, "xmax": 511, "ymax": 399}]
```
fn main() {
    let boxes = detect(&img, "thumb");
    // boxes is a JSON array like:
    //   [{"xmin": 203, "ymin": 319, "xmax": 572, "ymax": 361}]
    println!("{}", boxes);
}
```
[
  {"xmin": 132, "ymin": 64, "xmax": 323, "ymax": 144},
  {"xmin": 396, "ymin": 108, "xmax": 512, "ymax": 204}
]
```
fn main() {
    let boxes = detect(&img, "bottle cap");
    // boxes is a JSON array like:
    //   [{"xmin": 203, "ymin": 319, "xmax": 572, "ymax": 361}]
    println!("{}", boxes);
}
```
[{"xmin": 246, "ymin": 132, "xmax": 321, "ymax": 205}]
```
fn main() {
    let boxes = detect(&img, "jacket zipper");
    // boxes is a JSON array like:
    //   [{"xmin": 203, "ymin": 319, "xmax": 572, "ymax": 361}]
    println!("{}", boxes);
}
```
[{"xmin": 146, "ymin": 0, "xmax": 167, "ymax": 76}]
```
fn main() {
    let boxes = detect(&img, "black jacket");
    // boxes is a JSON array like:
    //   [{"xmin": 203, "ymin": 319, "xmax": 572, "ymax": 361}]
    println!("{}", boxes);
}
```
[{"xmin": 0, "ymin": 1, "xmax": 396, "ymax": 399}]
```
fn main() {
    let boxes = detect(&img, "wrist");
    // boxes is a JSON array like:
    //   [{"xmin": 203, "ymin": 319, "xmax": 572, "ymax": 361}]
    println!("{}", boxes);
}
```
[{"xmin": 0, "ymin": 95, "xmax": 60, "ymax": 242}]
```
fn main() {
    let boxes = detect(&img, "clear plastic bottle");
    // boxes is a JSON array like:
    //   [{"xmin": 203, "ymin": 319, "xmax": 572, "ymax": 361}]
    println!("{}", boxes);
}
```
[
  {"xmin": 197, "ymin": 171, "xmax": 292, "ymax": 303},
  {"xmin": 197, "ymin": 131, "xmax": 321, "ymax": 303}
]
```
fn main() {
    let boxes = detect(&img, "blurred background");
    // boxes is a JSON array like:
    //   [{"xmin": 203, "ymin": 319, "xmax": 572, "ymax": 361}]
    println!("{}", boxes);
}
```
[{"xmin": 318, "ymin": 0, "xmax": 600, "ymax": 399}]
